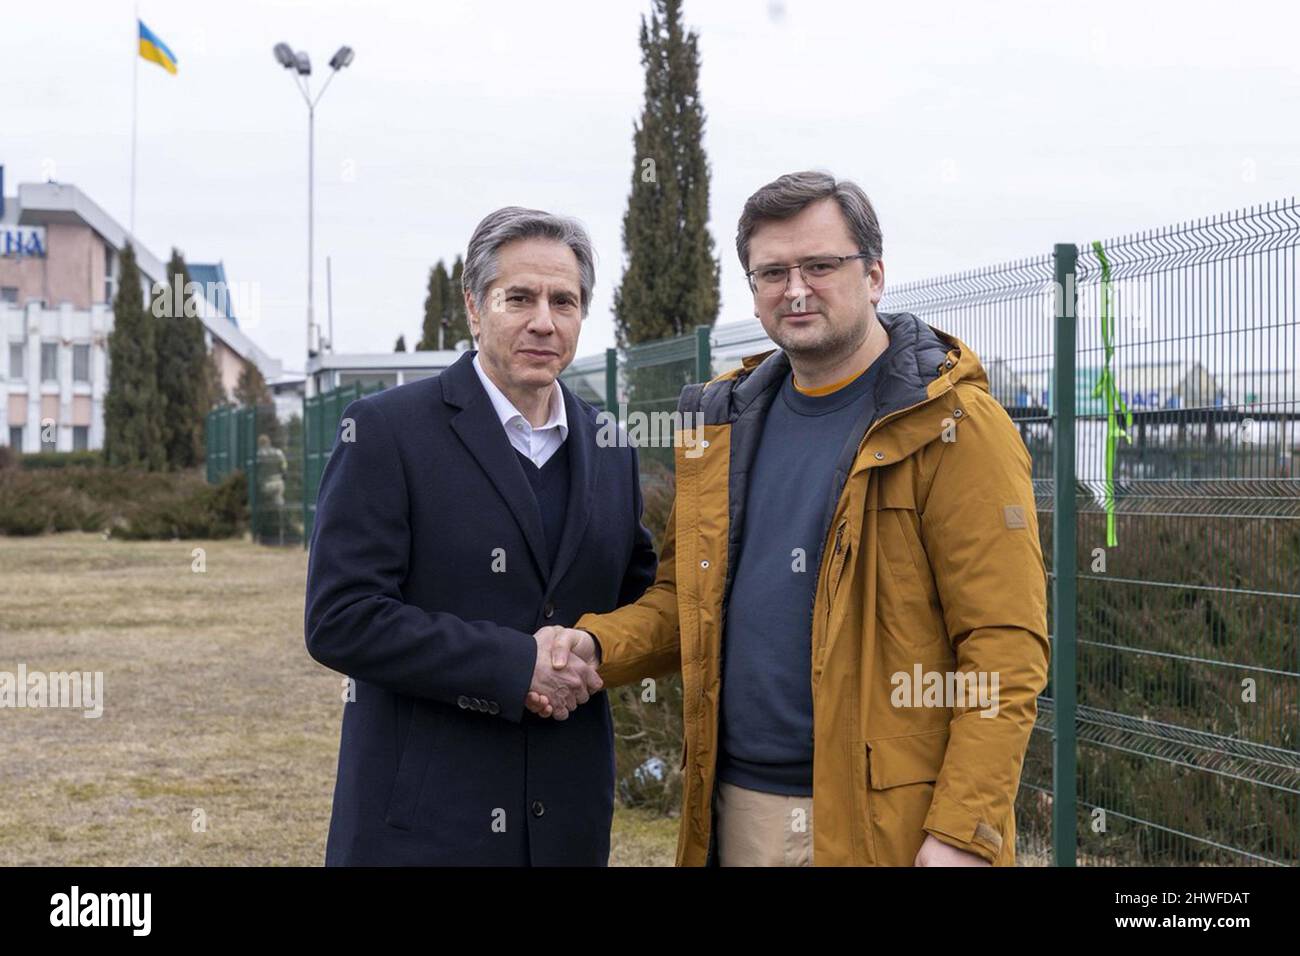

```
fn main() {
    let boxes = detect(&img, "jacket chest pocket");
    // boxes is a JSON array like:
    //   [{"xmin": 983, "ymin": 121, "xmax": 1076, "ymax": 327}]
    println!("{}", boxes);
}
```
[{"xmin": 868, "ymin": 471, "xmax": 946, "ymax": 656}]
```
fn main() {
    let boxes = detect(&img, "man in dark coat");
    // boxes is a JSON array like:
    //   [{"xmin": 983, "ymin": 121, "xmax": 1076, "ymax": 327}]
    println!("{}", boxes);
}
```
[{"xmin": 305, "ymin": 207, "xmax": 657, "ymax": 865}]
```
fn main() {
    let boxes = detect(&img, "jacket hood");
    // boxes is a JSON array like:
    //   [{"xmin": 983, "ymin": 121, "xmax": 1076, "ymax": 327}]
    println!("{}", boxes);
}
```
[{"xmin": 719, "ymin": 310, "xmax": 990, "ymax": 423}]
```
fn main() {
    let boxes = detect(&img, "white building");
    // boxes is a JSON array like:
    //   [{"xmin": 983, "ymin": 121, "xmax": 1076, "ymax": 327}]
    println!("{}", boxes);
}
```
[{"xmin": 1, "ymin": 175, "xmax": 282, "ymax": 452}]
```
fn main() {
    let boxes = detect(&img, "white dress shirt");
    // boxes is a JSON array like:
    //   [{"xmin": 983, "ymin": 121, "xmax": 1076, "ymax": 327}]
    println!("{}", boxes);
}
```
[{"xmin": 472, "ymin": 353, "xmax": 569, "ymax": 468}]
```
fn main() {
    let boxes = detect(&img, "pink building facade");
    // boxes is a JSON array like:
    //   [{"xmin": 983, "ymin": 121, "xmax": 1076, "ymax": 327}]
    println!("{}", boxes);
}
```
[{"xmin": 1, "ymin": 178, "xmax": 281, "ymax": 452}]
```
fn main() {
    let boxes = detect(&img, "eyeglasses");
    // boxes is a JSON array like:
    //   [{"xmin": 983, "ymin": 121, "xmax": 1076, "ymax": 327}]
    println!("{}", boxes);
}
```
[{"xmin": 745, "ymin": 253, "xmax": 873, "ymax": 295}]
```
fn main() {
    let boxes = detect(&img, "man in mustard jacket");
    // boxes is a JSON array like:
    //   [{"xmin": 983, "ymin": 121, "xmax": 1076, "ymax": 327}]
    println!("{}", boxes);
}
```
[{"xmin": 535, "ymin": 170, "xmax": 1050, "ymax": 866}]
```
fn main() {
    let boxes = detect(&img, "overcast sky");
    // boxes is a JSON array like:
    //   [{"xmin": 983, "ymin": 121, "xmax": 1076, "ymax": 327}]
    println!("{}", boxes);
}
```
[{"xmin": 4, "ymin": 0, "xmax": 1297, "ymax": 373}]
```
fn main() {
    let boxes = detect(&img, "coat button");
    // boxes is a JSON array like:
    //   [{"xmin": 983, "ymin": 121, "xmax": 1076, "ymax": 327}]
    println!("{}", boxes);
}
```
[
  {"xmin": 953, "ymin": 408, "xmax": 964, "ymax": 418},
  {"xmin": 531, "ymin": 800, "xmax": 545, "ymax": 817},
  {"xmin": 873, "ymin": 451, "xmax": 885, "ymax": 460},
  {"xmin": 457, "ymin": 695, "xmax": 469, "ymax": 709},
  {"xmin": 543, "ymin": 602, "xmax": 555, "ymax": 619},
  {"xmin": 945, "ymin": 360, "xmax": 953, "ymax": 369},
  {"xmin": 700, "ymin": 560, "xmax": 710, "ymax": 569}
]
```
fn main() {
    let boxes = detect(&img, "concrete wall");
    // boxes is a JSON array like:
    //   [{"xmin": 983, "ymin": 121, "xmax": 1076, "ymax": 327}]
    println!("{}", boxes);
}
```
[{"xmin": 0, "ymin": 221, "xmax": 107, "ymax": 309}]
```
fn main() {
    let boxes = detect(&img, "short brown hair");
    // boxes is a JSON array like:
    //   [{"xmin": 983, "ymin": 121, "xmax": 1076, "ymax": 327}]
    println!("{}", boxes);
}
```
[{"xmin": 736, "ymin": 170, "xmax": 883, "ymax": 270}]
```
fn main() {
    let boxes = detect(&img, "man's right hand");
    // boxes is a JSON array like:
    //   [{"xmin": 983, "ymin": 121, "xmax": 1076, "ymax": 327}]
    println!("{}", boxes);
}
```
[{"xmin": 525, "ymin": 626, "xmax": 603, "ymax": 720}]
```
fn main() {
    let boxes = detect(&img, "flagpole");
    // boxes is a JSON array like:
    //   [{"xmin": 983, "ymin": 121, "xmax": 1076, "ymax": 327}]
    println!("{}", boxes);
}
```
[{"xmin": 130, "ymin": 3, "xmax": 139, "ymax": 238}]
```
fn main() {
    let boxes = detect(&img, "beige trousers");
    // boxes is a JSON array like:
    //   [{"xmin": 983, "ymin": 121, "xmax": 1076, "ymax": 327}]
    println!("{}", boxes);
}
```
[{"xmin": 715, "ymin": 780, "xmax": 815, "ymax": 867}]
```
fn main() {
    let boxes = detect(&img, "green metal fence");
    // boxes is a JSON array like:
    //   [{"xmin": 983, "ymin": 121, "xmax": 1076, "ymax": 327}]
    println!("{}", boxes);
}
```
[
  {"xmin": 205, "ymin": 404, "xmax": 253, "ymax": 486},
  {"xmin": 619, "ymin": 326, "xmax": 712, "ymax": 474},
  {"xmin": 880, "ymin": 197, "xmax": 1300, "ymax": 866},
  {"xmin": 302, "ymin": 381, "xmax": 385, "ymax": 543},
  {"xmin": 206, "ymin": 402, "xmax": 305, "ymax": 547}
]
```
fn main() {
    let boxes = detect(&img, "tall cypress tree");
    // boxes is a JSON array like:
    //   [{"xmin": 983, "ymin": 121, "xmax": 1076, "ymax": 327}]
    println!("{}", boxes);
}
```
[
  {"xmin": 104, "ymin": 243, "xmax": 165, "ymax": 470},
  {"xmin": 156, "ymin": 248, "xmax": 209, "ymax": 469},
  {"xmin": 613, "ymin": 0, "xmax": 720, "ymax": 348},
  {"xmin": 394, "ymin": 334, "xmax": 407, "ymax": 352},
  {"xmin": 447, "ymin": 255, "xmax": 471, "ymax": 348},
  {"xmin": 417, "ymin": 261, "xmax": 452, "ymax": 350}
]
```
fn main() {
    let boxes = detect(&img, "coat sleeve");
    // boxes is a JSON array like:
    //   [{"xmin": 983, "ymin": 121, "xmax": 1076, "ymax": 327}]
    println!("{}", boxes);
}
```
[
  {"xmin": 304, "ymin": 397, "xmax": 538, "ymax": 723},
  {"xmin": 916, "ymin": 386, "xmax": 1050, "ymax": 863},
  {"xmin": 575, "ymin": 490, "xmax": 682, "ymax": 687}
]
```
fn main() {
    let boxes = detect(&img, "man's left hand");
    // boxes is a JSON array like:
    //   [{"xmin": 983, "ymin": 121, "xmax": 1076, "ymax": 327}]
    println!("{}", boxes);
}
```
[{"xmin": 914, "ymin": 833, "xmax": 992, "ymax": 867}]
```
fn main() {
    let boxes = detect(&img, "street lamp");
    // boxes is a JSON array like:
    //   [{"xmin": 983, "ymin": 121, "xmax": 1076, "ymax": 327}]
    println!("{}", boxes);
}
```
[{"xmin": 273, "ymin": 42, "xmax": 354, "ymax": 392}]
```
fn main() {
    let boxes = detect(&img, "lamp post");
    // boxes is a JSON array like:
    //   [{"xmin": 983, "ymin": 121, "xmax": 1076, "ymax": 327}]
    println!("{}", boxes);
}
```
[{"xmin": 273, "ymin": 42, "xmax": 354, "ymax": 396}]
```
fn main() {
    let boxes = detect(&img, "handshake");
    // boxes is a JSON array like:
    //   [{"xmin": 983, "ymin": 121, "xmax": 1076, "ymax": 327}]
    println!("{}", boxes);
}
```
[{"xmin": 525, "ymin": 626, "xmax": 603, "ymax": 720}]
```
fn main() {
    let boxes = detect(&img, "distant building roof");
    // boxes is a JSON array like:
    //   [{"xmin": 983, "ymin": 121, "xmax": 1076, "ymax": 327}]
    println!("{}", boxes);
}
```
[{"xmin": 188, "ymin": 262, "xmax": 237, "ymax": 326}]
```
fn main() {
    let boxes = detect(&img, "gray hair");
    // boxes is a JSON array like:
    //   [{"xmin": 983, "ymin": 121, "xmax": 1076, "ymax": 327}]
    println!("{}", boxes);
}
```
[
  {"xmin": 462, "ymin": 206, "xmax": 596, "ymax": 318},
  {"xmin": 736, "ymin": 170, "xmax": 883, "ymax": 271}
]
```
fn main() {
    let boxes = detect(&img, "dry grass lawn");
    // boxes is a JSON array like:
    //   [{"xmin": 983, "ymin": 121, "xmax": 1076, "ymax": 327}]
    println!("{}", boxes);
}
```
[{"xmin": 0, "ymin": 533, "xmax": 677, "ymax": 866}]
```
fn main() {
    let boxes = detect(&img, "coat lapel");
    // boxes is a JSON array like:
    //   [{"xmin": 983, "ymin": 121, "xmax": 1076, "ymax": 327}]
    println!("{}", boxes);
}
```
[
  {"xmin": 546, "ymin": 381, "xmax": 596, "ymax": 590},
  {"xmin": 442, "ymin": 351, "xmax": 552, "ymax": 581}
]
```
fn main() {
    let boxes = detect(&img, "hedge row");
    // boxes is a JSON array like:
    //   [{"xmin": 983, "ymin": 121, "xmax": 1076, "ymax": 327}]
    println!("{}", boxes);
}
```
[{"xmin": 0, "ymin": 465, "xmax": 247, "ymax": 539}]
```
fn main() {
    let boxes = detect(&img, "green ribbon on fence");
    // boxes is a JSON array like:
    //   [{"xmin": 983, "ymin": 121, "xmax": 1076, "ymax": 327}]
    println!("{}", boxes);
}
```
[{"xmin": 1090, "ymin": 240, "xmax": 1133, "ymax": 547}]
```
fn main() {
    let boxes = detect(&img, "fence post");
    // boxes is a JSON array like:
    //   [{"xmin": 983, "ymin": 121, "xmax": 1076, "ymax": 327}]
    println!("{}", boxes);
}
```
[
  {"xmin": 605, "ymin": 347, "xmax": 618, "ymax": 417},
  {"xmin": 695, "ymin": 324, "xmax": 711, "ymax": 382},
  {"xmin": 302, "ymin": 396, "xmax": 309, "ymax": 548},
  {"xmin": 205, "ymin": 410, "xmax": 216, "ymax": 484},
  {"xmin": 242, "ymin": 407, "xmax": 258, "ymax": 544},
  {"xmin": 1052, "ymin": 242, "xmax": 1079, "ymax": 867}
]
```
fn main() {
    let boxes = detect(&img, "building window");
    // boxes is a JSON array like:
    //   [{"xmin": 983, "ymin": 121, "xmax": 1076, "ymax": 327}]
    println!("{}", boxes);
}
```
[
  {"xmin": 8, "ymin": 343, "xmax": 22, "ymax": 380},
  {"xmin": 338, "ymin": 372, "xmax": 397, "ymax": 390},
  {"xmin": 73, "ymin": 344, "xmax": 90, "ymax": 383},
  {"xmin": 41, "ymin": 343, "xmax": 58, "ymax": 382},
  {"xmin": 0, "ymin": 287, "xmax": 18, "ymax": 305},
  {"xmin": 73, "ymin": 426, "xmax": 89, "ymax": 451},
  {"xmin": 7, "ymin": 426, "xmax": 21, "ymax": 451},
  {"xmin": 104, "ymin": 243, "xmax": 116, "ymax": 304}
]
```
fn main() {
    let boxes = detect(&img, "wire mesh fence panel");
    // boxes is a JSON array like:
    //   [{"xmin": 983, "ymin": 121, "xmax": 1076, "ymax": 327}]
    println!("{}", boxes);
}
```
[
  {"xmin": 560, "ymin": 353, "xmax": 609, "ymax": 411},
  {"xmin": 1070, "ymin": 200, "xmax": 1300, "ymax": 866},
  {"xmin": 205, "ymin": 406, "xmax": 235, "ymax": 484},
  {"xmin": 302, "ymin": 381, "xmax": 385, "ymax": 543},
  {"xmin": 622, "ymin": 329, "xmax": 710, "ymax": 476},
  {"xmin": 710, "ymin": 320, "xmax": 776, "ymax": 377},
  {"xmin": 881, "ymin": 255, "xmax": 1060, "ymax": 864},
  {"xmin": 246, "ymin": 403, "xmax": 304, "ymax": 547}
]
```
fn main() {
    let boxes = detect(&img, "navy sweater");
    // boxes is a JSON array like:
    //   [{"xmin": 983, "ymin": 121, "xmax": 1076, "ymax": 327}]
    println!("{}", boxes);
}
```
[{"xmin": 716, "ymin": 362, "xmax": 883, "ymax": 795}]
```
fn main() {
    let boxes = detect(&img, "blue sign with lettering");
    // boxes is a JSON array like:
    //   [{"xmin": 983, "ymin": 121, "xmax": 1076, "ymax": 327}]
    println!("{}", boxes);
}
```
[{"xmin": 1, "ymin": 226, "xmax": 45, "ymax": 257}]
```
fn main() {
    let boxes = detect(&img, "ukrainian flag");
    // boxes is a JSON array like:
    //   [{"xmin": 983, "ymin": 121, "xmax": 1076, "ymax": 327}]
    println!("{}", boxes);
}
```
[{"xmin": 138, "ymin": 20, "xmax": 178, "ymax": 75}]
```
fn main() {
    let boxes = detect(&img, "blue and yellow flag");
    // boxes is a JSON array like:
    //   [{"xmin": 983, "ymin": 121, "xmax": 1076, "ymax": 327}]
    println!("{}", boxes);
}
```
[{"xmin": 138, "ymin": 20, "xmax": 178, "ymax": 75}]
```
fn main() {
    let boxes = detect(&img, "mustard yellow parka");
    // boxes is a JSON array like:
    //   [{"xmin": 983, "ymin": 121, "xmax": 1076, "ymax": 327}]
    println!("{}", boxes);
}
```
[{"xmin": 577, "ymin": 311, "xmax": 1050, "ymax": 866}]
